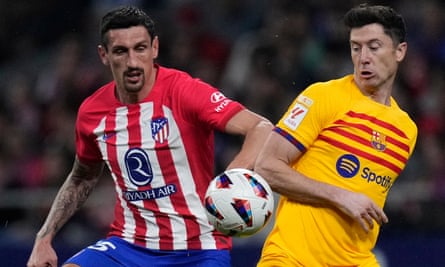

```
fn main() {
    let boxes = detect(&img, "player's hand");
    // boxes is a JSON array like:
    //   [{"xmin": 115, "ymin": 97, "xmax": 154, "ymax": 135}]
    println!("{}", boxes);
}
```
[
  {"xmin": 335, "ymin": 191, "xmax": 388, "ymax": 233},
  {"xmin": 27, "ymin": 238, "xmax": 58, "ymax": 267}
]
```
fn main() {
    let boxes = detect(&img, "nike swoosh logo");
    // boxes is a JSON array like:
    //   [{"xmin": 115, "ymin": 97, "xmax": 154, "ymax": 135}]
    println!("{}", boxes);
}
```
[{"xmin": 102, "ymin": 132, "xmax": 116, "ymax": 140}]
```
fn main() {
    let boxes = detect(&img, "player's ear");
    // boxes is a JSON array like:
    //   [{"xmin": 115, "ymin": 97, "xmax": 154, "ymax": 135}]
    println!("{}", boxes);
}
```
[
  {"xmin": 395, "ymin": 42, "xmax": 407, "ymax": 63},
  {"xmin": 98, "ymin": 45, "xmax": 109, "ymax": 65},
  {"xmin": 152, "ymin": 36, "xmax": 159, "ymax": 60}
]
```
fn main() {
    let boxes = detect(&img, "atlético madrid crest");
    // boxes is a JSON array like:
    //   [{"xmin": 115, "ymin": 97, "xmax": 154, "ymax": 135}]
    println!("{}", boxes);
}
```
[
  {"xmin": 151, "ymin": 117, "xmax": 169, "ymax": 144},
  {"xmin": 371, "ymin": 130, "xmax": 386, "ymax": 151}
]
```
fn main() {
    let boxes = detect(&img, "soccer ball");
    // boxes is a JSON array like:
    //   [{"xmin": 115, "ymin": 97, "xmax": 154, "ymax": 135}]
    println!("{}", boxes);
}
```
[{"xmin": 204, "ymin": 168, "xmax": 274, "ymax": 237}]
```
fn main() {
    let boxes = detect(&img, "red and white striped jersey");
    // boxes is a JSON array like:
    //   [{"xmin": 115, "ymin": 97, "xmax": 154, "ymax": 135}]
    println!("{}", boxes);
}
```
[{"xmin": 75, "ymin": 65, "xmax": 244, "ymax": 250}]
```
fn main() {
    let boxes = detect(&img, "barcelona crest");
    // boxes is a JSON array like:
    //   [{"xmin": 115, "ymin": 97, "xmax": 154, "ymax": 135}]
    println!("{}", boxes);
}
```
[{"xmin": 371, "ymin": 130, "xmax": 386, "ymax": 151}]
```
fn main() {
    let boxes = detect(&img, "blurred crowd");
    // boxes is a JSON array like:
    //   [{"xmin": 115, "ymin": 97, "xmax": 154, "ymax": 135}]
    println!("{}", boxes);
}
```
[{"xmin": 1, "ymin": 0, "xmax": 445, "ymax": 249}]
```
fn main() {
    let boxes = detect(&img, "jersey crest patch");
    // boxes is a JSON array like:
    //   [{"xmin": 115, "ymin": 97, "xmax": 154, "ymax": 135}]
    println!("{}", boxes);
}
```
[
  {"xmin": 371, "ymin": 130, "xmax": 386, "ymax": 151},
  {"xmin": 283, "ymin": 102, "xmax": 309, "ymax": 130},
  {"xmin": 151, "ymin": 117, "xmax": 169, "ymax": 144}
]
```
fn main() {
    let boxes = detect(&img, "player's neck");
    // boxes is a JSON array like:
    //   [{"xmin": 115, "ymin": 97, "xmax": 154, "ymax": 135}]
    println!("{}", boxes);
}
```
[
  {"xmin": 362, "ymin": 86, "xmax": 392, "ymax": 106},
  {"xmin": 368, "ymin": 93, "xmax": 391, "ymax": 106},
  {"xmin": 354, "ymin": 77, "xmax": 392, "ymax": 106}
]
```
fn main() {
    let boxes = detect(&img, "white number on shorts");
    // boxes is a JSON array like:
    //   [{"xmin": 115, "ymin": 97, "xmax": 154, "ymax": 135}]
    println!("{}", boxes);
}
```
[{"xmin": 88, "ymin": 240, "xmax": 117, "ymax": 251}]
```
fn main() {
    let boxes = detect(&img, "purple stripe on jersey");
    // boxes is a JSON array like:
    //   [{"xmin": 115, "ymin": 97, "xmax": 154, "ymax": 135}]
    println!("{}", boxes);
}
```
[{"xmin": 273, "ymin": 127, "xmax": 306, "ymax": 152}]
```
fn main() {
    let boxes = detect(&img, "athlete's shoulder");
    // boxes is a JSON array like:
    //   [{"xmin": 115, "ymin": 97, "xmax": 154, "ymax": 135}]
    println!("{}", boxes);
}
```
[
  {"xmin": 391, "ymin": 99, "xmax": 418, "ymax": 139},
  {"xmin": 157, "ymin": 65, "xmax": 196, "ymax": 83},
  {"xmin": 297, "ymin": 75, "xmax": 354, "ymax": 108},
  {"xmin": 78, "ymin": 81, "xmax": 116, "ymax": 115},
  {"xmin": 305, "ymin": 75, "xmax": 354, "ymax": 95},
  {"xmin": 157, "ymin": 65, "xmax": 213, "ymax": 90}
]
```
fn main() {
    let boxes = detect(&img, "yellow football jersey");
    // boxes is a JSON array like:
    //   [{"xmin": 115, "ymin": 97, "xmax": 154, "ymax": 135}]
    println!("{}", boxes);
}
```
[{"xmin": 258, "ymin": 75, "xmax": 417, "ymax": 266}]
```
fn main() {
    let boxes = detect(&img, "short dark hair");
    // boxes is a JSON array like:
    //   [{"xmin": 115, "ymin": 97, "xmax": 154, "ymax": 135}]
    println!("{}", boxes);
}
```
[
  {"xmin": 100, "ymin": 5, "xmax": 156, "ymax": 47},
  {"xmin": 343, "ymin": 3, "xmax": 406, "ymax": 44}
]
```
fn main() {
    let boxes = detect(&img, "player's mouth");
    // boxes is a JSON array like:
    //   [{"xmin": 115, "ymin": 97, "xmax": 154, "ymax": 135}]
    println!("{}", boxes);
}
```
[
  {"xmin": 125, "ymin": 69, "xmax": 143, "ymax": 83},
  {"xmin": 359, "ymin": 70, "xmax": 374, "ymax": 79}
]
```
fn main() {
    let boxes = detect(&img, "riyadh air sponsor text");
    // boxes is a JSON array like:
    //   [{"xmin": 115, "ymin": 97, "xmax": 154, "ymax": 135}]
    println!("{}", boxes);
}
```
[{"xmin": 124, "ymin": 184, "xmax": 177, "ymax": 201}]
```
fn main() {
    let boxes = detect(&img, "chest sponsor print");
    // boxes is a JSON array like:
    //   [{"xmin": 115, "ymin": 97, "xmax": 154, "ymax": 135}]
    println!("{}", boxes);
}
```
[{"xmin": 124, "ymin": 147, "xmax": 153, "ymax": 186}]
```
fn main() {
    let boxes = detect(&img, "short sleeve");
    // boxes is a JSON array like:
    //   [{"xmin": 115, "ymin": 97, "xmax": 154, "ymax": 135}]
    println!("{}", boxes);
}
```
[
  {"xmin": 176, "ymin": 77, "xmax": 245, "ymax": 132},
  {"xmin": 276, "ymin": 83, "xmax": 335, "ymax": 149},
  {"xmin": 75, "ymin": 105, "xmax": 103, "ymax": 164}
]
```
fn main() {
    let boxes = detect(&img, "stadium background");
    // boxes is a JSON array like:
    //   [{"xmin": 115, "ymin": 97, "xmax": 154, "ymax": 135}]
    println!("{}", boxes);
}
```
[{"xmin": 1, "ymin": 0, "xmax": 444, "ymax": 266}]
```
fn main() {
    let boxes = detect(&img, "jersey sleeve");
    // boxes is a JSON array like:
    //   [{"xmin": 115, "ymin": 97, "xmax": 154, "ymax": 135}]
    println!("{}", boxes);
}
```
[
  {"xmin": 177, "ymin": 77, "xmax": 244, "ymax": 131},
  {"xmin": 75, "ymin": 102, "xmax": 103, "ymax": 163},
  {"xmin": 276, "ymin": 83, "xmax": 337, "ymax": 151}
]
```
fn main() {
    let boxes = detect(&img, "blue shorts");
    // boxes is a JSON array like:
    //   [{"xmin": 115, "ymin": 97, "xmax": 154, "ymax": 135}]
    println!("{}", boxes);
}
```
[{"xmin": 64, "ymin": 237, "xmax": 231, "ymax": 267}]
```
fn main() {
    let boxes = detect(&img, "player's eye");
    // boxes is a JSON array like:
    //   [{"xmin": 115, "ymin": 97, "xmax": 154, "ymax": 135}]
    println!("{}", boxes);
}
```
[
  {"xmin": 351, "ymin": 45, "xmax": 360, "ymax": 53},
  {"xmin": 112, "ymin": 47, "xmax": 127, "ymax": 55},
  {"xmin": 136, "ymin": 45, "xmax": 147, "ymax": 51},
  {"xmin": 369, "ymin": 45, "xmax": 379, "ymax": 51}
]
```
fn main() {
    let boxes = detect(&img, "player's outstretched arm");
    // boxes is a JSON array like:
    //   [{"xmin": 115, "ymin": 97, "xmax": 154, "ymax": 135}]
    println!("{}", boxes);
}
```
[
  {"xmin": 27, "ymin": 157, "xmax": 104, "ymax": 267},
  {"xmin": 224, "ymin": 109, "xmax": 273, "ymax": 170},
  {"xmin": 254, "ymin": 131, "xmax": 388, "ymax": 233}
]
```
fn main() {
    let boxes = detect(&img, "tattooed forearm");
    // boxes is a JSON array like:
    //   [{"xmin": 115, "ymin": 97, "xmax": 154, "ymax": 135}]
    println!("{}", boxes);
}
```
[{"xmin": 36, "ymin": 158, "xmax": 104, "ymax": 240}]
